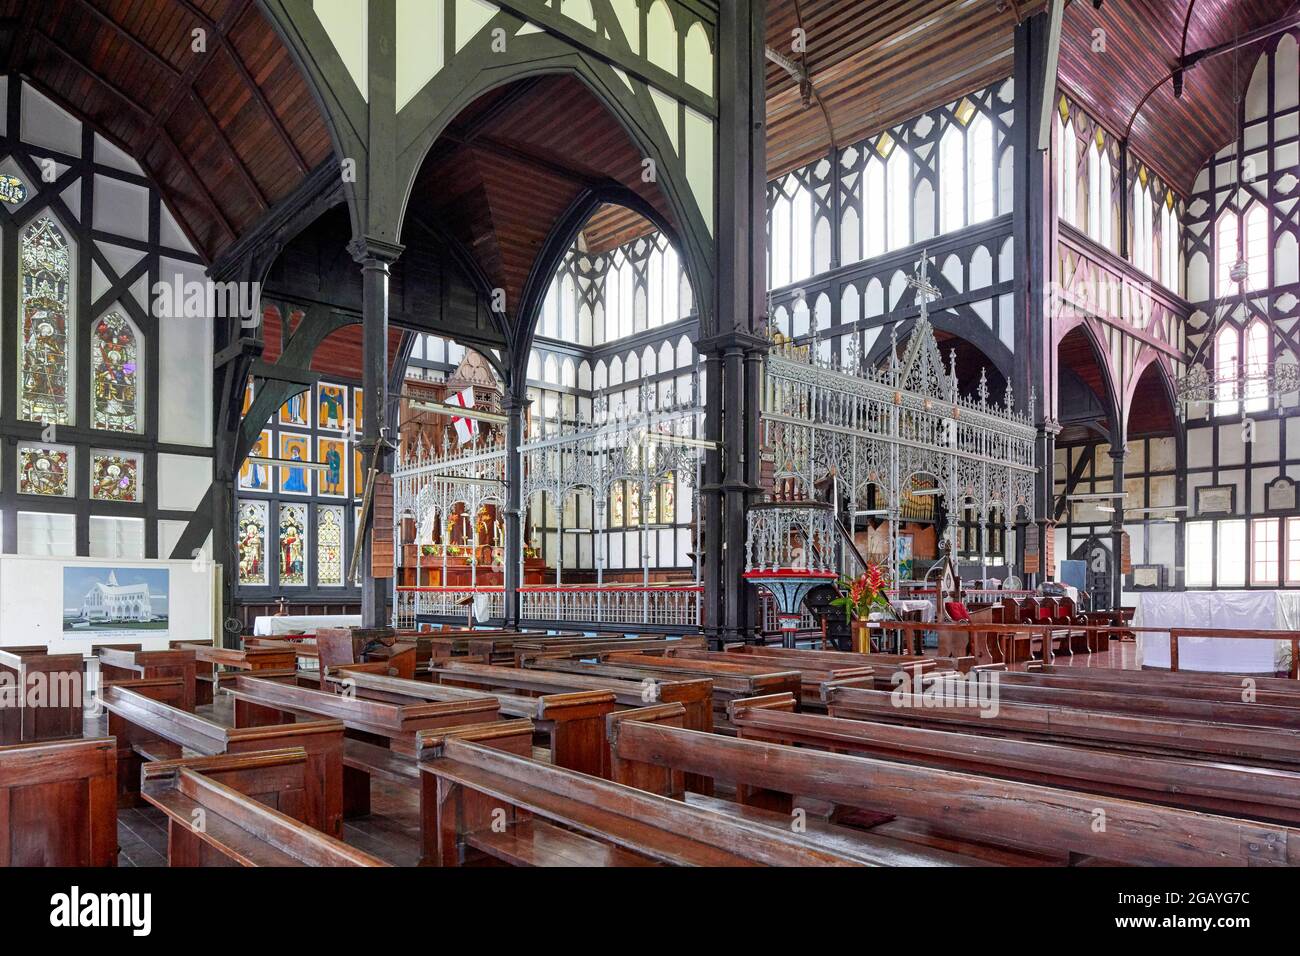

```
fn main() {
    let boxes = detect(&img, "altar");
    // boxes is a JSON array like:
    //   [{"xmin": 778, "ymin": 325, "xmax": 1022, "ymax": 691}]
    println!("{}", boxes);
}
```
[
  {"xmin": 253, "ymin": 614, "xmax": 361, "ymax": 636},
  {"xmin": 1133, "ymin": 590, "xmax": 1294, "ymax": 674}
]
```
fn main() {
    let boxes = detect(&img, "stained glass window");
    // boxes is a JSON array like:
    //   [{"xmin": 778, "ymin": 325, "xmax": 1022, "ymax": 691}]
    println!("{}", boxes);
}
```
[
  {"xmin": 278, "ymin": 503, "xmax": 308, "ymax": 585},
  {"xmin": 628, "ymin": 483, "xmax": 641, "ymax": 527},
  {"xmin": 18, "ymin": 443, "xmax": 73, "ymax": 496},
  {"xmin": 20, "ymin": 216, "xmax": 73, "ymax": 424},
  {"xmin": 91, "ymin": 311, "xmax": 140, "ymax": 432},
  {"xmin": 611, "ymin": 481, "xmax": 625, "ymax": 526},
  {"xmin": 317, "ymin": 505, "xmax": 344, "ymax": 586},
  {"xmin": 660, "ymin": 475, "xmax": 676, "ymax": 525},
  {"xmin": 237, "ymin": 502, "xmax": 268, "ymax": 586},
  {"xmin": 91, "ymin": 451, "xmax": 141, "ymax": 502}
]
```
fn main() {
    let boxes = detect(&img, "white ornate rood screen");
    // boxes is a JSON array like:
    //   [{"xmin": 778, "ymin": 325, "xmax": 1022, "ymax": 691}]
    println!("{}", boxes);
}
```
[{"xmin": 392, "ymin": 255, "xmax": 1036, "ymax": 633}]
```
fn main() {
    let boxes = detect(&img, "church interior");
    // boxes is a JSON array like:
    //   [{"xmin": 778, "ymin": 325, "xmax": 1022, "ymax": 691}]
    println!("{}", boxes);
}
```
[{"xmin": 4, "ymin": 0, "xmax": 1300, "ymax": 883}]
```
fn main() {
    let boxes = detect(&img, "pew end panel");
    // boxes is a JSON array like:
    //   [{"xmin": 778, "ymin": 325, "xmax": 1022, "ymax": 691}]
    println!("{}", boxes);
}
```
[
  {"xmin": 606, "ymin": 703, "xmax": 689, "ymax": 797},
  {"xmin": 141, "ymin": 758, "xmax": 388, "ymax": 867},
  {"xmin": 0, "ymin": 647, "xmax": 86, "ymax": 743},
  {"xmin": 0, "ymin": 737, "xmax": 118, "ymax": 867},
  {"xmin": 415, "ymin": 720, "xmax": 539, "ymax": 866}
]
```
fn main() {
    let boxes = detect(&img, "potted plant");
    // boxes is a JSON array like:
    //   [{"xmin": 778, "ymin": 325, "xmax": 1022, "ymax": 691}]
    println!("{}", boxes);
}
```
[{"xmin": 831, "ymin": 562, "xmax": 894, "ymax": 653}]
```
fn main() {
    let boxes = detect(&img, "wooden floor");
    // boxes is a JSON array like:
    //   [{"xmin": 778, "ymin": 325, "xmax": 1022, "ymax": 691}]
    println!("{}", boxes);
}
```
[
  {"xmin": 1007, "ymin": 640, "xmax": 1139, "ymax": 671},
  {"xmin": 98, "ymin": 639, "xmax": 1145, "ymax": 867}
]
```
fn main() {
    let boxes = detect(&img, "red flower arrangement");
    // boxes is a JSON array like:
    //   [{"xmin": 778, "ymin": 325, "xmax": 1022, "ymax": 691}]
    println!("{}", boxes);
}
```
[{"xmin": 830, "ymin": 561, "xmax": 894, "ymax": 622}]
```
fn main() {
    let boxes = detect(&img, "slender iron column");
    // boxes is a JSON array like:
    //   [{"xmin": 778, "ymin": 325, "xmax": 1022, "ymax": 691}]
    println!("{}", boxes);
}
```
[
  {"xmin": 350, "ymin": 236, "xmax": 403, "ymax": 627},
  {"xmin": 1110, "ymin": 447, "xmax": 1127, "ymax": 609},
  {"xmin": 502, "ymin": 389, "xmax": 527, "ymax": 627}
]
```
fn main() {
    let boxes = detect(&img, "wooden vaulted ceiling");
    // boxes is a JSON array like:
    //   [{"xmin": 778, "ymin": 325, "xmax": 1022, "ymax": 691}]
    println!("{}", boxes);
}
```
[
  {"xmin": 1058, "ymin": 0, "xmax": 1298, "ymax": 196},
  {"xmin": 0, "ymin": 0, "xmax": 334, "ymax": 263},
  {"xmin": 405, "ymin": 74, "xmax": 677, "ymax": 321},
  {"xmin": 764, "ymin": 0, "xmax": 1049, "ymax": 179}
]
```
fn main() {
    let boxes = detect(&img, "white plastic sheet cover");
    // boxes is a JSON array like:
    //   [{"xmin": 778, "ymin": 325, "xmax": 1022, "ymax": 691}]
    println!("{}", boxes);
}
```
[{"xmin": 1135, "ymin": 591, "xmax": 1282, "ymax": 673}]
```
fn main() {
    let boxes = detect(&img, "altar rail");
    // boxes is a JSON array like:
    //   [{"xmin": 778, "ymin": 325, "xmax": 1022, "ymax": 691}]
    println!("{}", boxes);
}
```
[{"xmin": 394, "ymin": 583, "xmax": 701, "ymax": 630}]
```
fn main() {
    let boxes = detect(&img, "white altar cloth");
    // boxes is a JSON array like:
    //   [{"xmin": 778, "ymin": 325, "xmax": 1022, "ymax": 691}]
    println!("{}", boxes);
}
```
[
  {"xmin": 253, "ymin": 614, "xmax": 362, "ymax": 636},
  {"xmin": 890, "ymin": 599, "xmax": 935, "ymax": 623},
  {"xmin": 1133, "ymin": 591, "xmax": 1288, "ymax": 673}
]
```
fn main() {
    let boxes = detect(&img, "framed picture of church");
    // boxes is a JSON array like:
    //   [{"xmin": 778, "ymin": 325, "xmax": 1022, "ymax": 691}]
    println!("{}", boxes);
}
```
[{"xmin": 61, "ymin": 565, "xmax": 170, "ymax": 636}]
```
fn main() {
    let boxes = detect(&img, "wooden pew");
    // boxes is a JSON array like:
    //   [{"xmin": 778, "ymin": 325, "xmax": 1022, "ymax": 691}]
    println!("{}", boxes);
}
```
[
  {"xmin": 937, "ymin": 675, "xmax": 1300, "ymax": 730},
  {"xmin": 97, "ymin": 646, "xmax": 196, "ymax": 711},
  {"xmin": 659, "ymin": 647, "xmax": 872, "ymax": 706},
  {"xmin": 429, "ymin": 660, "xmax": 715, "ymax": 793},
  {"xmin": 1033, "ymin": 663, "xmax": 1300, "ymax": 707},
  {"xmin": 429, "ymin": 660, "xmax": 715, "ymax": 734},
  {"xmin": 506, "ymin": 635, "xmax": 706, "ymax": 665},
  {"xmin": 729, "ymin": 692, "xmax": 1300, "ymax": 827},
  {"xmin": 0, "ymin": 737, "xmax": 117, "ymax": 866},
  {"xmin": 417, "ymin": 728, "xmax": 864, "ymax": 866},
  {"xmin": 605, "ymin": 704, "xmax": 1300, "ymax": 866},
  {"xmin": 177, "ymin": 643, "xmax": 298, "ymax": 706},
  {"xmin": 823, "ymin": 680, "xmax": 1300, "ymax": 770},
  {"xmin": 140, "ymin": 750, "xmax": 387, "ymax": 866},
  {"xmin": 0, "ymin": 646, "xmax": 85, "ymax": 742},
  {"xmin": 226, "ymin": 674, "xmax": 504, "ymax": 818},
  {"xmin": 527, "ymin": 655, "xmax": 800, "ymax": 728},
  {"xmin": 330, "ymin": 667, "xmax": 617, "ymax": 776},
  {"xmin": 99, "ymin": 678, "xmax": 345, "ymax": 836}
]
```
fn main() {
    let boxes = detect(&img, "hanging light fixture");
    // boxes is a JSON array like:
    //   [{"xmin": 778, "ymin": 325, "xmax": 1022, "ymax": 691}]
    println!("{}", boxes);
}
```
[{"xmin": 1176, "ymin": 10, "xmax": 1300, "ymax": 412}]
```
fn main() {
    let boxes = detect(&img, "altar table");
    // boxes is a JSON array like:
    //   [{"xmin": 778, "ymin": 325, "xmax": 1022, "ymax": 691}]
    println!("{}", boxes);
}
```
[{"xmin": 252, "ymin": 614, "xmax": 362, "ymax": 636}]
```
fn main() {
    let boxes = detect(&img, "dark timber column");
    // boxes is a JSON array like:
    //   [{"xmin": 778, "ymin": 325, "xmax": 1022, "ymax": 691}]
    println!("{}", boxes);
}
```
[
  {"xmin": 700, "ymin": 348, "xmax": 725, "ymax": 646},
  {"xmin": 1110, "ymin": 447, "xmax": 1126, "ymax": 610},
  {"xmin": 703, "ymin": 0, "xmax": 768, "ymax": 646},
  {"xmin": 351, "ymin": 237, "xmax": 403, "ymax": 627},
  {"xmin": 503, "ymin": 389, "xmax": 527, "ymax": 627},
  {"xmin": 1012, "ymin": 11, "xmax": 1057, "ymax": 584}
]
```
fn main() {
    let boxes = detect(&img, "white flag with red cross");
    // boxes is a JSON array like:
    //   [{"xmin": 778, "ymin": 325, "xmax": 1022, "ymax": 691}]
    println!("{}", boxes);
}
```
[{"xmin": 448, "ymin": 387, "xmax": 478, "ymax": 445}]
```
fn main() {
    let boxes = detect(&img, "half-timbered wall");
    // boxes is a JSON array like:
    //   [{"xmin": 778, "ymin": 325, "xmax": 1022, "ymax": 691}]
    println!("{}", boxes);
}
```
[
  {"xmin": 233, "ymin": 368, "xmax": 364, "ymax": 598},
  {"xmin": 1178, "ymin": 30, "xmax": 1300, "ymax": 590},
  {"xmin": 0, "ymin": 78, "xmax": 214, "ymax": 563},
  {"xmin": 766, "ymin": 80, "xmax": 1020, "ymax": 386},
  {"xmin": 525, "ymin": 228, "xmax": 700, "ymax": 575}
]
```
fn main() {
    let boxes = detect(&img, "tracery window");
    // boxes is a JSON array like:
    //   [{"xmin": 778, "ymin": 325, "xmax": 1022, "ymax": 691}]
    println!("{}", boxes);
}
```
[
  {"xmin": 939, "ymin": 124, "xmax": 965, "ymax": 232},
  {"xmin": 278, "ymin": 503, "xmax": 308, "ymax": 586},
  {"xmin": 19, "ymin": 216, "xmax": 73, "ymax": 424},
  {"xmin": 887, "ymin": 146, "xmax": 910, "ymax": 250},
  {"xmin": 1244, "ymin": 319, "xmax": 1270, "ymax": 413},
  {"xmin": 1245, "ymin": 203, "xmax": 1268, "ymax": 289},
  {"xmin": 237, "ymin": 501, "xmax": 268, "ymax": 586},
  {"xmin": 317, "ymin": 505, "xmax": 344, "ymax": 586},
  {"xmin": 862, "ymin": 155, "xmax": 886, "ymax": 259},
  {"xmin": 967, "ymin": 115, "xmax": 994, "ymax": 224},
  {"xmin": 1087, "ymin": 139, "xmax": 1112, "ymax": 248},
  {"xmin": 1214, "ymin": 324, "xmax": 1240, "ymax": 417},
  {"xmin": 91, "ymin": 311, "xmax": 141, "ymax": 432},
  {"xmin": 1216, "ymin": 210, "xmax": 1239, "ymax": 295},
  {"xmin": 1055, "ymin": 115, "xmax": 1078, "ymax": 226},
  {"xmin": 1132, "ymin": 178, "xmax": 1154, "ymax": 276},
  {"xmin": 1161, "ymin": 198, "xmax": 1179, "ymax": 289}
]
